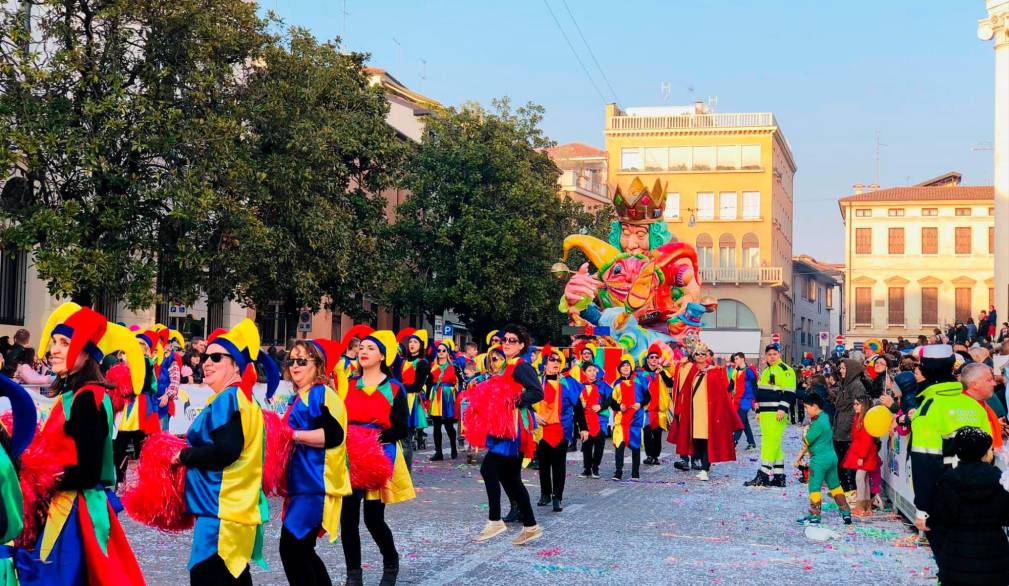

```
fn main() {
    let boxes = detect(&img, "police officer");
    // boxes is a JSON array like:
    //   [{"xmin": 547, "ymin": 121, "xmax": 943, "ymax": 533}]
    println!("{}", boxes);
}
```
[
  {"xmin": 910, "ymin": 344, "xmax": 991, "ymax": 559},
  {"xmin": 744, "ymin": 344, "xmax": 797, "ymax": 487}
]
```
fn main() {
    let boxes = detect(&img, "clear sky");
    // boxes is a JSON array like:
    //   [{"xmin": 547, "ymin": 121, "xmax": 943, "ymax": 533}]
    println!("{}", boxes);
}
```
[{"xmin": 264, "ymin": 0, "xmax": 995, "ymax": 262}]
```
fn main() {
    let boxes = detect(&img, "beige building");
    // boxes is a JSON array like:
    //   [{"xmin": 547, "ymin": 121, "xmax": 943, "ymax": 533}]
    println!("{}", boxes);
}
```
[
  {"xmin": 838, "ymin": 172, "xmax": 995, "ymax": 343},
  {"xmin": 544, "ymin": 143, "xmax": 609, "ymax": 209},
  {"xmin": 603, "ymin": 101, "xmax": 797, "ymax": 356}
]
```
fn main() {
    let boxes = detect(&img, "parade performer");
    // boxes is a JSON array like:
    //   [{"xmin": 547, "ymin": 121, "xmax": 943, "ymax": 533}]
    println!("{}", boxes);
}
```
[
  {"xmin": 428, "ymin": 340, "xmax": 459, "ymax": 461},
  {"xmin": 534, "ymin": 346, "xmax": 584, "ymax": 512},
  {"xmin": 909, "ymin": 344, "xmax": 990, "ymax": 559},
  {"xmin": 339, "ymin": 330, "xmax": 414, "ymax": 586},
  {"xmin": 24, "ymin": 302, "xmax": 146, "ymax": 586},
  {"xmin": 730, "ymin": 352, "xmax": 757, "ymax": 450},
  {"xmin": 0, "ymin": 373, "xmax": 37, "ymax": 585},
  {"xmin": 112, "ymin": 328, "xmax": 162, "ymax": 486},
  {"xmin": 640, "ymin": 346, "xmax": 673, "ymax": 465},
  {"xmin": 460, "ymin": 347, "xmax": 506, "ymax": 465},
  {"xmin": 566, "ymin": 342, "xmax": 596, "ymax": 383},
  {"xmin": 485, "ymin": 330, "xmax": 503, "ymax": 350},
  {"xmin": 793, "ymin": 393, "xmax": 852, "ymax": 525},
  {"xmin": 745, "ymin": 344, "xmax": 797, "ymax": 488},
  {"xmin": 609, "ymin": 356, "xmax": 649, "ymax": 481},
  {"xmin": 578, "ymin": 362, "xmax": 611, "ymax": 479},
  {"xmin": 152, "ymin": 326, "xmax": 184, "ymax": 431},
  {"xmin": 175, "ymin": 318, "xmax": 276, "ymax": 586},
  {"xmin": 669, "ymin": 344, "xmax": 739, "ymax": 481},
  {"xmin": 280, "ymin": 339, "xmax": 350, "ymax": 586},
  {"xmin": 472, "ymin": 324, "xmax": 543, "ymax": 545},
  {"xmin": 397, "ymin": 328, "xmax": 429, "ymax": 456}
]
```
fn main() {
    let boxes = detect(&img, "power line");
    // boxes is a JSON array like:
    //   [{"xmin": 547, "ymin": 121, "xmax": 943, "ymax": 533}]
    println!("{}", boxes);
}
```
[
  {"xmin": 541, "ymin": 0, "xmax": 607, "ymax": 104},
  {"xmin": 559, "ymin": 0, "xmax": 620, "ymax": 104}
]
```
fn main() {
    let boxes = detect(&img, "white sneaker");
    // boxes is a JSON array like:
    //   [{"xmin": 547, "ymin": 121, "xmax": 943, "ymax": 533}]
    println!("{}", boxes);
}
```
[{"xmin": 696, "ymin": 470, "xmax": 709, "ymax": 481}]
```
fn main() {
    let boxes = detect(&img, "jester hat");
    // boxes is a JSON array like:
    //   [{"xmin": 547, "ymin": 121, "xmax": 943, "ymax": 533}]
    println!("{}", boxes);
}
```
[
  {"xmin": 408, "ymin": 329, "xmax": 429, "ymax": 353},
  {"xmin": 154, "ymin": 324, "xmax": 185, "ymax": 351},
  {"xmin": 307, "ymin": 338, "xmax": 347, "ymax": 376},
  {"xmin": 363, "ymin": 330, "xmax": 399, "ymax": 367},
  {"xmin": 0, "ymin": 375, "xmax": 36, "ymax": 459},
  {"xmin": 485, "ymin": 330, "xmax": 502, "ymax": 346},
  {"xmin": 535, "ymin": 344, "xmax": 566, "ymax": 372},
  {"xmin": 340, "ymin": 325, "xmax": 374, "ymax": 352},
  {"xmin": 40, "ymin": 303, "xmax": 146, "ymax": 394},
  {"xmin": 206, "ymin": 318, "xmax": 280, "ymax": 399},
  {"xmin": 617, "ymin": 353, "xmax": 636, "ymax": 373}
]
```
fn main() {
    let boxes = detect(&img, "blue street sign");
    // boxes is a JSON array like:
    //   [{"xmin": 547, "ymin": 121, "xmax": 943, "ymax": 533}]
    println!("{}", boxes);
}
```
[
  {"xmin": 834, "ymin": 344, "xmax": 845, "ymax": 355},
  {"xmin": 442, "ymin": 325, "xmax": 454, "ymax": 337}
]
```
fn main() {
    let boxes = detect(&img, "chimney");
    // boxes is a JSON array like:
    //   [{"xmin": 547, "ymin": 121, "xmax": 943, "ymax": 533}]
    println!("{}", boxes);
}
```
[
  {"xmin": 852, "ymin": 183, "xmax": 865, "ymax": 195},
  {"xmin": 868, "ymin": 183, "xmax": 879, "ymax": 191},
  {"xmin": 694, "ymin": 100, "xmax": 707, "ymax": 115}
]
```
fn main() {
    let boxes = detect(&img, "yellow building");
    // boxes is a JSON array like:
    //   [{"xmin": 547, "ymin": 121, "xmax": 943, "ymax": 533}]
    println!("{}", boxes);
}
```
[
  {"xmin": 603, "ymin": 102, "xmax": 797, "ymax": 357},
  {"xmin": 838, "ymin": 172, "xmax": 995, "ymax": 343}
]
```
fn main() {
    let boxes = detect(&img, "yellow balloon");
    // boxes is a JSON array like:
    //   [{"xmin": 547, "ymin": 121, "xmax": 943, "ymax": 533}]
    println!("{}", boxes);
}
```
[{"xmin": 864, "ymin": 405, "xmax": 893, "ymax": 438}]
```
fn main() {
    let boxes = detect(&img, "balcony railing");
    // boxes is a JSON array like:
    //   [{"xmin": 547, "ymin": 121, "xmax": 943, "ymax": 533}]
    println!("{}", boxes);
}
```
[
  {"xmin": 699, "ymin": 266, "xmax": 783, "ymax": 286},
  {"xmin": 607, "ymin": 112, "xmax": 776, "ymax": 132}
]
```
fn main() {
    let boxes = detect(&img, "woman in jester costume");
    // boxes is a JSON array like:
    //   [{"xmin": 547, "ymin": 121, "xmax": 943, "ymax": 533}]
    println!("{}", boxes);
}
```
[
  {"xmin": 339, "ymin": 330, "xmax": 414, "ymax": 586},
  {"xmin": 0, "ymin": 373, "xmax": 37, "ymax": 585},
  {"xmin": 427, "ymin": 339, "xmax": 459, "ymax": 461},
  {"xmin": 609, "ymin": 355, "xmax": 649, "ymax": 481},
  {"xmin": 175, "ymin": 318, "xmax": 278, "ymax": 586},
  {"xmin": 396, "ymin": 327, "xmax": 429, "ymax": 457},
  {"xmin": 24, "ymin": 302, "xmax": 146, "ymax": 586},
  {"xmin": 279, "ymin": 338, "xmax": 350, "ymax": 586}
]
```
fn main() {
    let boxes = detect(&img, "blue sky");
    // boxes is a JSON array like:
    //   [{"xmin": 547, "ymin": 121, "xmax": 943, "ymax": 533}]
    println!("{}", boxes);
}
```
[{"xmin": 265, "ymin": 0, "xmax": 995, "ymax": 262}]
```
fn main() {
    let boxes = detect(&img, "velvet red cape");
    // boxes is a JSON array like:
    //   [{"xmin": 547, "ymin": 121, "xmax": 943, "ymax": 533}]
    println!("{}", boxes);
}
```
[{"xmin": 668, "ymin": 363, "xmax": 742, "ymax": 463}]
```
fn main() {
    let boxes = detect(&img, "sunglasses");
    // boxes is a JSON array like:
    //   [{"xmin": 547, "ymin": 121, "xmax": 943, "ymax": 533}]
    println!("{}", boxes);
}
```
[
  {"xmin": 285, "ymin": 358, "xmax": 313, "ymax": 367},
  {"xmin": 438, "ymin": 349, "xmax": 448, "ymax": 354},
  {"xmin": 202, "ymin": 352, "xmax": 230, "ymax": 363},
  {"xmin": 503, "ymin": 336, "xmax": 520, "ymax": 344},
  {"xmin": 547, "ymin": 356, "xmax": 560, "ymax": 363}
]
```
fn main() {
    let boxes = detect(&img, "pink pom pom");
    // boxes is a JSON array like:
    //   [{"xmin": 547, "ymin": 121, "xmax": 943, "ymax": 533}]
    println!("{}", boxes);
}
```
[
  {"xmin": 17, "ymin": 428, "xmax": 76, "ymax": 547},
  {"xmin": 346, "ymin": 426, "xmax": 392, "ymax": 490},
  {"xmin": 263, "ymin": 410, "xmax": 294, "ymax": 497},
  {"xmin": 122, "ymin": 433, "xmax": 193, "ymax": 532},
  {"xmin": 105, "ymin": 363, "xmax": 133, "ymax": 414},
  {"xmin": 462, "ymin": 376, "xmax": 522, "ymax": 448}
]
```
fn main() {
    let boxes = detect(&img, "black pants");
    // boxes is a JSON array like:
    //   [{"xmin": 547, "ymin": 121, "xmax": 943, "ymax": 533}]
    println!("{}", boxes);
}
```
[
  {"xmin": 643, "ymin": 427, "xmax": 664, "ymax": 459},
  {"xmin": 431, "ymin": 416, "xmax": 457, "ymax": 457},
  {"xmin": 834, "ymin": 440, "xmax": 855, "ymax": 491},
  {"xmin": 113, "ymin": 430, "xmax": 146, "ymax": 486},
  {"xmin": 692, "ymin": 439, "xmax": 710, "ymax": 471},
  {"xmin": 280, "ymin": 525, "xmax": 331, "ymax": 586},
  {"xmin": 581, "ymin": 434, "xmax": 605, "ymax": 473},
  {"xmin": 614, "ymin": 445, "xmax": 640, "ymax": 477},
  {"xmin": 480, "ymin": 451, "xmax": 536, "ymax": 527},
  {"xmin": 340, "ymin": 490, "xmax": 398, "ymax": 572},
  {"xmin": 536, "ymin": 439, "xmax": 568, "ymax": 500},
  {"xmin": 190, "ymin": 554, "xmax": 251, "ymax": 586}
]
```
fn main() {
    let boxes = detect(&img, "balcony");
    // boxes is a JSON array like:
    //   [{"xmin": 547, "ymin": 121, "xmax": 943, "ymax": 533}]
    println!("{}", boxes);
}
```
[
  {"xmin": 699, "ymin": 266, "xmax": 783, "ymax": 286},
  {"xmin": 607, "ymin": 112, "xmax": 777, "ymax": 132}
]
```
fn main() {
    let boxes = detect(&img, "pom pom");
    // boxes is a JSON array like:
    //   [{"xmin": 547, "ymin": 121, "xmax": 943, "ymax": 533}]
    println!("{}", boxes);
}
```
[
  {"xmin": 122, "ymin": 433, "xmax": 193, "ymax": 532},
  {"xmin": 263, "ymin": 410, "xmax": 294, "ymax": 497},
  {"xmin": 346, "ymin": 426, "xmax": 392, "ymax": 490},
  {"xmin": 462, "ymin": 375, "xmax": 522, "ymax": 448},
  {"xmin": 105, "ymin": 363, "xmax": 134, "ymax": 414},
  {"xmin": 16, "ymin": 425, "xmax": 75, "ymax": 547}
]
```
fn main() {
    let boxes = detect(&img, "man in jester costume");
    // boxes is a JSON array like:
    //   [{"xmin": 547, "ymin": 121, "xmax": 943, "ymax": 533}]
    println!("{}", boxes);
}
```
[
  {"xmin": 638, "ymin": 343, "xmax": 674, "ymax": 466},
  {"xmin": 533, "ymin": 346, "xmax": 585, "ymax": 512},
  {"xmin": 744, "ymin": 344, "xmax": 798, "ymax": 488},
  {"xmin": 25, "ymin": 302, "xmax": 147, "ymax": 586},
  {"xmin": 609, "ymin": 355, "xmax": 649, "ymax": 480},
  {"xmin": 0, "ymin": 373, "xmax": 37, "ymax": 585},
  {"xmin": 176, "ymin": 318, "xmax": 278, "ymax": 586}
]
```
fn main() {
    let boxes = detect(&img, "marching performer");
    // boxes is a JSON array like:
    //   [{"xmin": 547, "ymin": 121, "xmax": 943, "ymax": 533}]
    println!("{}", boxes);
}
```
[
  {"xmin": 578, "ymin": 362, "xmax": 611, "ymax": 479},
  {"xmin": 397, "ymin": 328, "xmax": 430, "ymax": 457},
  {"xmin": 534, "ymin": 346, "xmax": 584, "ymax": 512},
  {"xmin": 609, "ymin": 356, "xmax": 649, "ymax": 481},
  {"xmin": 112, "ymin": 328, "xmax": 162, "ymax": 486},
  {"xmin": 428, "ymin": 340, "xmax": 459, "ymax": 461},
  {"xmin": 0, "ymin": 373, "xmax": 37, "ymax": 585},
  {"xmin": 640, "ymin": 345, "xmax": 673, "ymax": 465}
]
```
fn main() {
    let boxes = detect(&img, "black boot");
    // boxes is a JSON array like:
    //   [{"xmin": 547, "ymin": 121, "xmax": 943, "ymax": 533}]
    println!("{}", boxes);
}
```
[
  {"xmin": 345, "ymin": 568, "xmax": 364, "ymax": 586},
  {"xmin": 770, "ymin": 474, "xmax": 787, "ymax": 487},
  {"xmin": 537, "ymin": 494, "xmax": 551, "ymax": 506},
  {"xmin": 378, "ymin": 556, "xmax": 399, "ymax": 586},
  {"xmin": 743, "ymin": 470, "xmax": 770, "ymax": 487},
  {"xmin": 673, "ymin": 459, "xmax": 690, "ymax": 471},
  {"xmin": 430, "ymin": 452, "xmax": 444, "ymax": 462},
  {"xmin": 450, "ymin": 445, "xmax": 458, "ymax": 459},
  {"xmin": 528, "ymin": 458, "xmax": 539, "ymax": 470},
  {"xmin": 552, "ymin": 497, "xmax": 563, "ymax": 512},
  {"xmin": 503, "ymin": 500, "xmax": 520, "ymax": 523}
]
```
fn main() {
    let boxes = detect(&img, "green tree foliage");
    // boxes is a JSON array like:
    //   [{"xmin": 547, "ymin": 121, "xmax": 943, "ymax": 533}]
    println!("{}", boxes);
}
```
[{"xmin": 390, "ymin": 99, "xmax": 611, "ymax": 343}]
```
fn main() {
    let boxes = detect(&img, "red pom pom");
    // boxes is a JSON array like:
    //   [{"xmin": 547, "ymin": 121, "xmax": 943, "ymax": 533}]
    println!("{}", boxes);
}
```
[
  {"xmin": 346, "ymin": 426, "xmax": 392, "ymax": 490},
  {"xmin": 105, "ymin": 363, "xmax": 133, "ymax": 414},
  {"xmin": 122, "ymin": 433, "xmax": 193, "ymax": 532},
  {"xmin": 16, "ymin": 426, "xmax": 77, "ymax": 547},
  {"xmin": 462, "ymin": 375, "xmax": 522, "ymax": 448},
  {"xmin": 263, "ymin": 410, "xmax": 294, "ymax": 497}
]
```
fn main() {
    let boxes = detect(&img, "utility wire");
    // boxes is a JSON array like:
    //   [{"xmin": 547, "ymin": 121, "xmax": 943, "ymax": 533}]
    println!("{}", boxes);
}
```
[
  {"xmin": 542, "ymin": 0, "xmax": 608, "ymax": 104},
  {"xmin": 560, "ymin": 0, "xmax": 620, "ymax": 104}
]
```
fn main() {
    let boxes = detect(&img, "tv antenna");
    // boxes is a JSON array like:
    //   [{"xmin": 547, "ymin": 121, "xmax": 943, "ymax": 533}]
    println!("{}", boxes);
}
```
[
  {"xmin": 420, "ymin": 59, "xmax": 427, "ymax": 82},
  {"xmin": 660, "ymin": 82, "xmax": 670, "ymax": 103},
  {"xmin": 874, "ymin": 130, "xmax": 886, "ymax": 185}
]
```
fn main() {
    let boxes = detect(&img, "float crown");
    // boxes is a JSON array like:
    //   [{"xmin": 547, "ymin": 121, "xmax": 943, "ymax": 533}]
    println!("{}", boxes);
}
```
[{"xmin": 612, "ymin": 177, "xmax": 667, "ymax": 225}]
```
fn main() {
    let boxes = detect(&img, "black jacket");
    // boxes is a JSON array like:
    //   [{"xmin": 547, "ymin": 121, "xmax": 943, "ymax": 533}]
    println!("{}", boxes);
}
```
[{"xmin": 929, "ymin": 461, "xmax": 1009, "ymax": 585}]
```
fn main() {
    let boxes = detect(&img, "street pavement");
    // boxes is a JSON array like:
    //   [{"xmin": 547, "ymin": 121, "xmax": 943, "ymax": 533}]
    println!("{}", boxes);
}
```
[{"xmin": 125, "ymin": 417, "xmax": 936, "ymax": 585}]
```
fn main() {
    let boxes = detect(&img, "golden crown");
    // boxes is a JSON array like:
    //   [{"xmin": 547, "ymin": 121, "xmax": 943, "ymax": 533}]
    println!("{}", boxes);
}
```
[{"xmin": 612, "ymin": 177, "xmax": 667, "ymax": 225}]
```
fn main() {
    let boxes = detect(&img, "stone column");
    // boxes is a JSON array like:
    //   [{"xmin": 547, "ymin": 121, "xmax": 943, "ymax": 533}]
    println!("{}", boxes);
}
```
[{"xmin": 980, "ymin": 0, "xmax": 1009, "ymax": 317}]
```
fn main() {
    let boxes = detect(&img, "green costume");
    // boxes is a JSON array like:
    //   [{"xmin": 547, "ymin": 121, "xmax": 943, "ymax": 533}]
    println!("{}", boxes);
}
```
[
  {"xmin": 0, "ymin": 446, "xmax": 23, "ymax": 586},
  {"xmin": 798, "ymin": 412, "xmax": 850, "ymax": 524},
  {"xmin": 748, "ymin": 360, "xmax": 796, "ymax": 486}
]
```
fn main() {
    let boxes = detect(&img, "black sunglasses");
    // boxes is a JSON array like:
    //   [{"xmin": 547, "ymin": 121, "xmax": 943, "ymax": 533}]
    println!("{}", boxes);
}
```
[
  {"xmin": 202, "ymin": 352, "xmax": 230, "ymax": 363},
  {"xmin": 547, "ymin": 356, "xmax": 561, "ymax": 363},
  {"xmin": 285, "ymin": 358, "xmax": 313, "ymax": 367},
  {"xmin": 503, "ymin": 336, "xmax": 520, "ymax": 344}
]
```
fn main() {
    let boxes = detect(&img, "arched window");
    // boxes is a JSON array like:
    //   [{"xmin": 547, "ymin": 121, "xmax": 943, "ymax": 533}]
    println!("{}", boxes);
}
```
[
  {"xmin": 700, "ymin": 299, "xmax": 760, "ymax": 330},
  {"xmin": 742, "ymin": 232, "xmax": 760, "ymax": 268},
  {"xmin": 696, "ymin": 233, "xmax": 713, "ymax": 269},
  {"xmin": 718, "ymin": 233, "xmax": 736, "ymax": 269}
]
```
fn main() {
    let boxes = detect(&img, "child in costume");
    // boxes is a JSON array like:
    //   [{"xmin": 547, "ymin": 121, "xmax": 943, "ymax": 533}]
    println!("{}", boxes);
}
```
[
  {"xmin": 24, "ymin": 303, "xmax": 146, "ymax": 586},
  {"xmin": 609, "ymin": 356, "xmax": 649, "ymax": 481},
  {"xmin": 280, "ymin": 339, "xmax": 350, "ymax": 586},
  {"xmin": 639, "ymin": 345, "xmax": 673, "ymax": 465},
  {"xmin": 176, "ymin": 319, "xmax": 277, "ymax": 586},
  {"xmin": 578, "ymin": 363, "xmax": 611, "ymax": 479},
  {"xmin": 428, "ymin": 340, "xmax": 459, "ymax": 461},
  {"xmin": 339, "ymin": 330, "xmax": 414, "ymax": 586},
  {"xmin": 396, "ymin": 328, "xmax": 429, "ymax": 458},
  {"xmin": 841, "ymin": 397, "xmax": 882, "ymax": 516},
  {"xmin": 0, "ymin": 373, "xmax": 37, "ymax": 586},
  {"xmin": 534, "ymin": 346, "xmax": 585, "ymax": 512},
  {"xmin": 793, "ymin": 393, "xmax": 852, "ymax": 525}
]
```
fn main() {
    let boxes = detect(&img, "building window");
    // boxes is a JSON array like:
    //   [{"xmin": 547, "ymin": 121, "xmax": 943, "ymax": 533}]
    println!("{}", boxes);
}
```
[
  {"xmin": 921, "ymin": 227, "xmax": 938, "ymax": 255},
  {"xmin": 741, "ymin": 145, "xmax": 761, "ymax": 169},
  {"xmin": 955, "ymin": 227, "xmax": 972, "ymax": 254},
  {"xmin": 854, "ymin": 209, "xmax": 871, "ymax": 217},
  {"xmin": 692, "ymin": 146, "xmax": 715, "ymax": 171},
  {"xmin": 888, "ymin": 287, "xmax": 905, "ymax": 325},
  {"xmin": 955, "ymin": 207, "xmax": 972, "ymax": 216},
  {"xmin": 855, "ymin": 227, "xmax": 872, "ymax": 254},
  {"xmin": 990, "ymin": 226, "xmax": 995, "ymax": 254},
  {"xmin": 888, "ymin": 227, "xmax": 904, "ymax": 254},
  {"xmin": 922, "ymin": 208, "xmax": 938, "ymax": 216},
  {"xmin": 663, "ymin": 192, "xmax": 680, "ymax": 219},
  {"xmin": 718, "ymin": 234, "xmax": 736, "ymax": 268},
  {"xmin": 742, "ymin": 191, "xmax": 760, "ymax": 219},
  {"xmin": 921, "ymin": 287, "xmax": 938, "ymax": 325},
  {"xmin": 955, "ymin": 287, "xmax": 972, "ymax": 322},
  {"xmin": 855, "ymin": 287, "xmax": 872, "ymax": 326},
  {"xmin": 716, "ymin": 145, "xmax": 740, "ymax": 170},
  {"xmin": 700, "ymin": 298, "xmax": 760, "ymax": 330},
  {"xmin": 826, "ymin": 287, "xmax": 833, "ymax": 309},
  {"xmin": 989, "ymin": 207, "xmax": 995, "ymax": 216},
  {"xmin": 668, "ymin": 146, "xmax": 691, "ymax": 171},
  {"xmin": 887, "ymin": 208, "xmax": 905, "ymax": 217},
  {"xmin": 806, "ymin": 278, "xmax": 817, "ymax": 302},
  {"xmin": 741, "ymin": 232, "xmax": 760, "ymax": 268},
  {"xmin": 696, "ymin": 234, "xmax": 713, "ymax": 268},
  {"xmin": 256, "ymin": 301, "xmax": 297, "ymax": 346},
  {"xmin": 0, "ymin": 250, "xmax": 26, "ymax": 326},
  {"xmin": 643, "ymin": 147, "xmax": 667, "ymax": 171},
  {"xmin": 696, "ymin": 192, "xmax": 714, "ymax": 220},
  {"xmin": 718, "ymin": 192, "xmax": 737, "ymax": 219},
  {"xmin": 620, "ymin": 148, "xmax": 641, "ymax": 171}
]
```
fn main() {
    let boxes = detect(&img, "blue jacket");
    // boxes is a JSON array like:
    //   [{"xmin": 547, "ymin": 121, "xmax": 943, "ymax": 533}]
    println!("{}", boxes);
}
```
[{"xmin": 731, "ymin": 366, "xmax": 757, "ymax": 411}]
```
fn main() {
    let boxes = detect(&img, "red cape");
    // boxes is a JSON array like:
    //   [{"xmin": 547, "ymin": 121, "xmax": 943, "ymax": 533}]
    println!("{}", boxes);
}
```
[{"xmin": 668, "ymin": 363, "xmax": 742, "ymax": 463}]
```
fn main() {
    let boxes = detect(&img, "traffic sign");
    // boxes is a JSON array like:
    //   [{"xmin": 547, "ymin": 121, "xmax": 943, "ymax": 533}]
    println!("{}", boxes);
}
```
[
  {"xmin": 297, "ymin": 310, "xmax": 312, "ymax": 332},
  {"xmin": 818, "ymin": 331, "xmax": 829, "ymax": 345},
  {"xmin": 771, "ymin": 332, "xmax": 780, "ymax": 344},
  {"xmin": 834, "ymin": 344, "xmax": 845, "ymax": 355},
  {"xmin": 442, "ymin": 324, "xmax": 454, "ymax": 337},
  {"xmin": 835, "ymin": 334, "xmax": 844, "ymax": 345},
  {"xmin": 853, "ymin": 341, "xmax": 864, "ymax": 352}
]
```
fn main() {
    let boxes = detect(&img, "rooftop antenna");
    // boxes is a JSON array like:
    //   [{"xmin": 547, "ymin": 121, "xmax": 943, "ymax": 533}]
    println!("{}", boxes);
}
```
[
  {"xmin": 392, "ymin": 37, "xmax": 401, "ymax": 74},
  {"xmin": 420, "ymin": 59, "xmax": 427, "ymax": 82},
  {"xmin": 708, "ymin": 95, "xmax": 718, "ymax": 112},
  {"xmin": 874, "ymin": 129, "xmax": 886, "ymax": 185},
  {"xmin": 341, "ymin": 0, "xmax": 350, "ymax": 44},
  {"xmin": 660, "ymin": 82, "xmax": 670, "ymax": 103}
]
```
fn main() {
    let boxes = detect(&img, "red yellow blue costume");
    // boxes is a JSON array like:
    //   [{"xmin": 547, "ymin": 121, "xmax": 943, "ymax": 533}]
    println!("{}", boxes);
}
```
[
  {"xmin": 0, "ymin": 373, "xmax": 37, "ymax": 586},
  {"xmin": 428, "ymin": 354, "xmax": 458, "ymax": 419},
  {"xmin": 579, "ymin": 375, "xmax": 611, "ymax": 477},
  {"xmin": 396, "ymin": 328, "xmax": 430, "ymax": 433},
  {"xmin": 609, "ymin": 356, "xmax": 650, "ymax": 480},
  {"xmin": 24, "ymin": 302, "xmax": 146, "ymax": 586},
  {"xmin": 484, "ymin": 358, "xmax": 540, "ymax": 461}
]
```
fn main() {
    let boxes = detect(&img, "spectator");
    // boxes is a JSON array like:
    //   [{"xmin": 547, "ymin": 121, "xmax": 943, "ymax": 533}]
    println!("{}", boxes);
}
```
[
  {"xmin": 808, "ymin": 374, "xmax": 834, "ymax": 422},
  {"xmin": 961, "ymin": 363, "xmax": 1004, "ymax": 450},
  {"xmin": 0, "ymin": 336, "xmax": 11, "ymax": 357},
  {"xmin": 979, "ymin": 310, "xmax": 991, "ymax": 343},
  {"xmin": 966, "ymin": 319, "xmax": 978, "ymax": 345},
  {"xmin": 180, "ymin": 350, "xmax": 204, "ymax": 384},
  {"xmin": 12, "ymin": 346, "xmax": 53, "ymax": 386},
  {"xmin": 3, "ymin": 328, "xmax": 29, "ymax": 376},
  {"xmin": 999, "ymin": 322, "xmax": 1009, "ymax": 344},
  {"xmin": 833, "ymin": 359, "xmax": 868, "ymax": 492},
  {"xmin": 990, "ymin": 306, "xmax": 999, "ymax": 339}
]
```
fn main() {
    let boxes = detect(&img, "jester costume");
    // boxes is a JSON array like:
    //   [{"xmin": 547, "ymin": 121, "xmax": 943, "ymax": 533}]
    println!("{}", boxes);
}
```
[
  {"xmin": 396, "ymin": 328, "xmax": 430, "ymax": 454},
  {"xmin": 24, "ymin": 303, "xmax": 146, "ymax": 586},
  {"xmin": 0, "ymin": 374, "xmax": 37, "ymax": 586},
  {"xmin": 745, "ymin": 350, "xmax": 797, "ymax": 488},
  {"xmin": 578, "ymin": 375, "xmax": 612, "ymax": 478},
  {"xmin": 609, "ymin": 359, "xmax": 649, "ymax": 480},
  {"xmin": 534, "ymin": 351, "xmax": 584, "ymax": 510},
  {"xmin": 112, "ymin": 330, "xmax": 162, "ymax": 487},
  {"xmin": 797, "ymin": 410, "xmax": 851, "ymax": 524},
  {"xmin": 640, "ymin": 354, "xmax": 674, "ymax": 465},
  {"xmin": 428, "ymin": 353, "xmax": 459, "ymax": 461}
]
